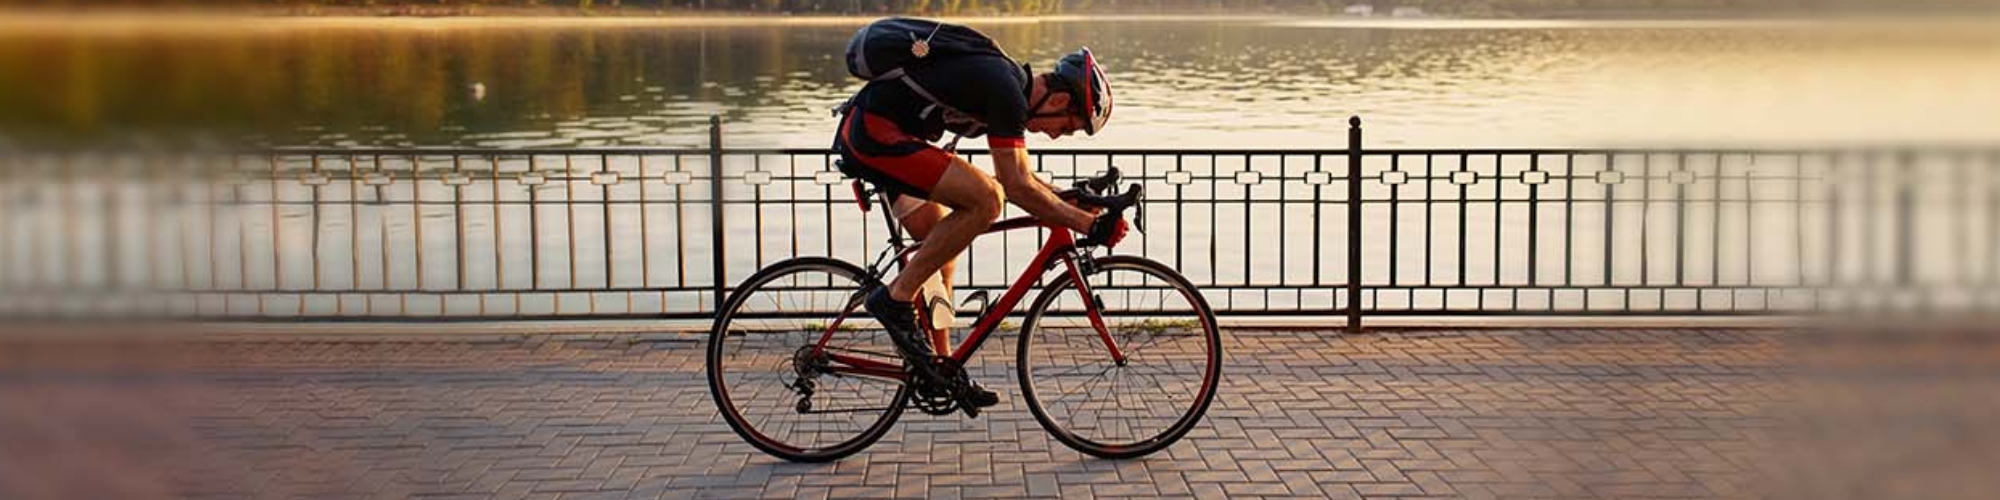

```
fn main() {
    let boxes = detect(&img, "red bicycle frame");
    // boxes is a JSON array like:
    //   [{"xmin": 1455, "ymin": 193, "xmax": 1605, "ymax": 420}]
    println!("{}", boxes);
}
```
[{"xmin": 808, "ymin": 215, "xmax": 1128, "ymax": 382}]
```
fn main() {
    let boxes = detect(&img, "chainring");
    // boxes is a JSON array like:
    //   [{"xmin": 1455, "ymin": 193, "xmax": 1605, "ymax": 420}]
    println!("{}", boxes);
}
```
[{"xmin": 909, "ymin": 356, "xmax": 970, "ymax": 416}]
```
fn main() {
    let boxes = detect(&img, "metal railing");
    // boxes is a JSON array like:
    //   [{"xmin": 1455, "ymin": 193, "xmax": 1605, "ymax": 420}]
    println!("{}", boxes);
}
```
[{"xmin": 3, "ymin": 116, "xmax": 1997, "ymax": 327}]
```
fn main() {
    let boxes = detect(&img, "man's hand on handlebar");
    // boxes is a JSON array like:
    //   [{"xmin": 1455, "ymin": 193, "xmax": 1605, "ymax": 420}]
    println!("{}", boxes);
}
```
[
  {"xmin": 1044, "ymin": 166, "xmax": 1143, "ymax": 249},
  {"xmin": 1078, "ymin": 211, "xmax": 1130, "ymax": 249},
  {"xmin": 1070, "ymin": 167, "xmax": 1142, "ymax": 249}
]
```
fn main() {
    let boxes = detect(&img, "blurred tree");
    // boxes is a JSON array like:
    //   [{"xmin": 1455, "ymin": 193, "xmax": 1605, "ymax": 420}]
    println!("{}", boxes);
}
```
[{"xmin": 0, "ymin": 0, "xmax": 1896, "ymax": 17}]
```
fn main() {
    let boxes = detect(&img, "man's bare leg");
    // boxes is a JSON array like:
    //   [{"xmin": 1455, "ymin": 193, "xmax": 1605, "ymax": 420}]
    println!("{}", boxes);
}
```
[
  {"xmin": 864, "ymin": 157, "xmax": 1005, "ymax": 412},
  {"xmin": 893, "ymin": 197, "xmax": 957, "ymax": 353},
  {"xmin": 887, "ymin": 158, "xmax": 1002, "ymax": 302}
]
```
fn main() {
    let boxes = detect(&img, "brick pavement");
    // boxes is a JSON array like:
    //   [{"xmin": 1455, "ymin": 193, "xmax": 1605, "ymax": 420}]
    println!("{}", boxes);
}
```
[{"xmin": 0, "ymin": 327, "xmax": 1980, "ymax": 500}]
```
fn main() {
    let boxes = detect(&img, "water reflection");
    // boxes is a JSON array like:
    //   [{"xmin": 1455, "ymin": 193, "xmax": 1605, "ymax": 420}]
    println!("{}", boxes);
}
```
[{"xmin": 0, "ymin": 18, "xmax": 1996, "ymax": 148}]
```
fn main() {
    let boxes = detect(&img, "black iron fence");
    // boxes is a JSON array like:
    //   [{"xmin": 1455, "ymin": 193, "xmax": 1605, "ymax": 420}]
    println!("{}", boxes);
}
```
[{"xmin": 3, "ymin": 116, "xmax": 1997, "ymax": 326}]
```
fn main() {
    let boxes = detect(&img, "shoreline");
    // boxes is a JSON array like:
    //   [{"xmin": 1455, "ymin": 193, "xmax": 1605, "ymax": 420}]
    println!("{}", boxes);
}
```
[
  {"xmin": 0, "ymin": 12, "xmax": 1225, "ymax": 34},
  {"xmin": 2, "ymin": 8, "xmax": 1996, "ymax": 34}
]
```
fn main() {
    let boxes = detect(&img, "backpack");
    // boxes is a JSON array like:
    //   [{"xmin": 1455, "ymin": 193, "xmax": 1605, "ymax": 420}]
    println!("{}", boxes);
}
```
[{"xmin": 841, "ymin": 17, "xmax": 1024, "ymax": 147}]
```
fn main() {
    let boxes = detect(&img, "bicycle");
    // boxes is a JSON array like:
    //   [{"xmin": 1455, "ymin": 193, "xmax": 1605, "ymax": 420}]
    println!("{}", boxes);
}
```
[{"xmin": 706, "ymin": 166, "xmax": 1221, "ymax": 462}]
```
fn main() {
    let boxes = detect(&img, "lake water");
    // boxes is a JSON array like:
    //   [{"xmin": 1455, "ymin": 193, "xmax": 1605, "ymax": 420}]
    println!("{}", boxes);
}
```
[
  {"xmin": 3, "ymin": 16, "xmax": 1997, "ymax": 317},
  {"xmin": 4, "ymin": 16, "xmax": 1999, "ymax": 149}
]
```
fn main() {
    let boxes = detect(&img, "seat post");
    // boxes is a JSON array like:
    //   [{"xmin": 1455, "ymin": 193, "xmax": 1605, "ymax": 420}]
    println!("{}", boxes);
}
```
[
  {"xmin": 847, "ymin": 173, "xmax": 907, "ymax": 246},
  {"xmin": 878, "ymin": 190, "xmax": 906, "ymax": 244}
]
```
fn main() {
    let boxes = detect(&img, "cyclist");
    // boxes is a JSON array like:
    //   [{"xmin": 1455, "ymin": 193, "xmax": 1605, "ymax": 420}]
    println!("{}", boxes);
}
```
[{"xmin": 834, "ymin": 46, "xmax": 1127, "ymax": 410}]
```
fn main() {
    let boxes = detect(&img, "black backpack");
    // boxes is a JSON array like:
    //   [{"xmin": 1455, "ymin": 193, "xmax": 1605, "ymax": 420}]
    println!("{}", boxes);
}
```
[
  {"xmin": 846, "ymin": 17, "xmax": 1010, "ymax": 82},
  {"xmin": 841, "ymin": 17, "xmax": 1023, "ymax": 145}
]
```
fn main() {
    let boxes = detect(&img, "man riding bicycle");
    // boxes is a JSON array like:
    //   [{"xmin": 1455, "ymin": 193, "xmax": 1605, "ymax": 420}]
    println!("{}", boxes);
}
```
[{"xmin": 834, "ymin": 21, "xmax": 1127, "ymax": 411}]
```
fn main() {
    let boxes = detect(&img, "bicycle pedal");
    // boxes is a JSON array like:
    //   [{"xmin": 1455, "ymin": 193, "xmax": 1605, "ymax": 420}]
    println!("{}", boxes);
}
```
[{"xmin": 961, "ymin": 390, "xmax": 999, "ymax": 409}]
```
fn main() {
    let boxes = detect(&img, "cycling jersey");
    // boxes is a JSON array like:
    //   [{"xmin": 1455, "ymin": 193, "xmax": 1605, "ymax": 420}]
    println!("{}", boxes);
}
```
[{"xmin": 834, "ymin": 54, "xmax": 1032, "ymax": 199}]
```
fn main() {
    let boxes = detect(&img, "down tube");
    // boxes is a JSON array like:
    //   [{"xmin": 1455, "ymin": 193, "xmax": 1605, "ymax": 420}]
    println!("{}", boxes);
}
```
[{"xmin": 948, "ymin": 232, "xmax": 1076, "ymax": 360}]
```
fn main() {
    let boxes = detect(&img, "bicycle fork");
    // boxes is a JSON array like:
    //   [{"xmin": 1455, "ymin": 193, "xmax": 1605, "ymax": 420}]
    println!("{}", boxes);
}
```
[{"xmin": 1060, "ymin": 250, "xmax": 1129, "ymax": 366}]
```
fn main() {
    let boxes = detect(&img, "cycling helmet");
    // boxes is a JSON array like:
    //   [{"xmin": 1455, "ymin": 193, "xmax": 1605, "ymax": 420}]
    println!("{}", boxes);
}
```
[{"xmin": 1051, "ymin": 47, "xmax": 1113, "ymax": 135}]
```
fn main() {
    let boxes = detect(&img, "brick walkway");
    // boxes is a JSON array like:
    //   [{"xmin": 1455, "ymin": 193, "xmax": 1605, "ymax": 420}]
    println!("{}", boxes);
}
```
[{"xmin": 0, "ymin": 326, "xmax": 1972, "ymax": 500}]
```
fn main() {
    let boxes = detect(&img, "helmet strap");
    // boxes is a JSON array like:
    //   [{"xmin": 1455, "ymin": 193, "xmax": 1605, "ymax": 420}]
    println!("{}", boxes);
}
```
[{"xmin": 1029, "ymin": 74, "xmax": 1078, "ymax": 120}]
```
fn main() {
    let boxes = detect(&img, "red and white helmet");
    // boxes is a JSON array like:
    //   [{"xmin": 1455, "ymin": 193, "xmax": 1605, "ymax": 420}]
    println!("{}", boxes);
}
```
[{"xmin": 1052, "ymin": 47, "xmax": 1113, "ymax": 135}]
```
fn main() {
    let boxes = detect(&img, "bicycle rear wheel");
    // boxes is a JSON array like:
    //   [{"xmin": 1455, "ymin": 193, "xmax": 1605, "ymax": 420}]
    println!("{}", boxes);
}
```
[
  {"xmin": 707, "ymin": 257, "xmax": 910, "ymax": 463},
  {"xmin": 1017, "ymin": 255, "xmax": 1222, "ymax": 459}
]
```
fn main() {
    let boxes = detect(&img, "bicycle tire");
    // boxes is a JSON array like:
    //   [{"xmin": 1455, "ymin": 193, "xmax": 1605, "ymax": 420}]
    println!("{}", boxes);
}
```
[
  {"xmin": 1016, "ymin": 255, "xmax": 1222, "ymax": 459},
  {"xmin": 707, "ymin": 257, "xmax": 911, "ymax": 463}
]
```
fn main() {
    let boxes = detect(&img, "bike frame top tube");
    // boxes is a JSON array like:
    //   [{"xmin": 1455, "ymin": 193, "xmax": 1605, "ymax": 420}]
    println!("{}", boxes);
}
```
[
  {"xmin": 872, "ymin": 214, "xmax": 1084, "ymax": 362},
  {"xmin": 945, "ymin": 220, "xmax": 1079, "ymax": 361},
  {"xmin": 815, "ymin": 213, "xmax": 1121, "ymax": 378}
]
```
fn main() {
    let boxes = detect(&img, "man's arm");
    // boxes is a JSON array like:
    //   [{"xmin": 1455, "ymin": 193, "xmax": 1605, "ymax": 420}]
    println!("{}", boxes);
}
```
[{"xmin": 990, "ymin": 147, "xmax": 1094, "ymax": 233}]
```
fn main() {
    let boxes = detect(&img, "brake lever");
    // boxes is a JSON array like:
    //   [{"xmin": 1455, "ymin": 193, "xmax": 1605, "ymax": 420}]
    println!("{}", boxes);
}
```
[
  {"xmin": 1096, "ymin": 166, "xmax": 1122, "ymax": 194},
  {"xmin": 1073, "ymin": 166, "xmax": 1122, "ymax": 196},
  {"xmin": 1129, "ymin": 182, "xmax": 1146, "ymax": 235}
]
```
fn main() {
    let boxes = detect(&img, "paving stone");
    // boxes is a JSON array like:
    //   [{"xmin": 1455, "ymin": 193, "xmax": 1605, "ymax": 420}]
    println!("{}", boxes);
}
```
[{"xmin": 0, "ymin": 328, "xmax": 1808, "ymax": 500}]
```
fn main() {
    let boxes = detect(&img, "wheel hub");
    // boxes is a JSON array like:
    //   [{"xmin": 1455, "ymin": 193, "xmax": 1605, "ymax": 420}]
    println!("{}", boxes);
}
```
[{"xmin": 786, "ymin": 345, "xmax": 831, "ymax": 413}]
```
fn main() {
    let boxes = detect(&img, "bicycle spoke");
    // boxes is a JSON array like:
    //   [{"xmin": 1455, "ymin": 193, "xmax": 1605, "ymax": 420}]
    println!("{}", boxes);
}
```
[
  {"xmin": 1037, "ymin": 353, "xmax": 1117, "ymax": 380},
  {"xmin": 710, "ymin": 262, "xmax": 904, "ymax": 461},
  {"xmin": 1047, "ymin": 364, "xmax": 1118, "ymax": 406},
  {"xmin": 1111, "ymin": 367, "xmax": 1132, "ymax": 440},
  {"xmin": 1127, "ymin": 368, "xmax": 1187, "ymax": 403},
  {"xmin": 1021, "ymin": 259, "xmax": 1218, "ymax": 458}
]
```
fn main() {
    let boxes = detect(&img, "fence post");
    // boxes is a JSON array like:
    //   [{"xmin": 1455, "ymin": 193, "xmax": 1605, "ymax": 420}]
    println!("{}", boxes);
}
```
[
  {"xmin": 1346, "ymin": 116, "xmax": 1363, "ymax": 334},
  {"xmin": 1896, "ymin": 150, "xmax": 1914, "ymax": 290},
  {"xmin": 710, "ymin": 115, "xmax": 728, "ymax": 313}
]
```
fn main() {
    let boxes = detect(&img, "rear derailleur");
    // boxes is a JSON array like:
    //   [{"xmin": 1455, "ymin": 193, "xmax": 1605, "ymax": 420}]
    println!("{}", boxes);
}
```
[{"xmin": 785, "ymin": 345, "xmax": 831, "ymax": 413}]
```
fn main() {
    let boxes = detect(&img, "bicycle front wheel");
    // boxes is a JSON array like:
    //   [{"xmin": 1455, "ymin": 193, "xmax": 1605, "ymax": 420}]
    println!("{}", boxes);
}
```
[
  {"xmin": 1017, "ymin": 255, "xmax": 1222, "ymax": 459},
  {"xmin": 707, "ymin": 257, "xmax": 910, "ymax": 463}
]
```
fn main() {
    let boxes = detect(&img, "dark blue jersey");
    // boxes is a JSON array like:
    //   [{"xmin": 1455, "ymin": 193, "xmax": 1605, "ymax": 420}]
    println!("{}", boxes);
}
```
[{"xmin": 848, "ymin": 54, "xmax": 1032, "ymax": 150}]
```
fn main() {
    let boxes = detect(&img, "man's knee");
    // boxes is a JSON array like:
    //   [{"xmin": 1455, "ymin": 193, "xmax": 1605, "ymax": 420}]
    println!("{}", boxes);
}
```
[
  {"xmin": 934, "ymin": 160, "xmax": 1005, "ymax": 222},
  {"xmin": 966, "ymin": 176, "xmax": 1005, "ymax": 221}
]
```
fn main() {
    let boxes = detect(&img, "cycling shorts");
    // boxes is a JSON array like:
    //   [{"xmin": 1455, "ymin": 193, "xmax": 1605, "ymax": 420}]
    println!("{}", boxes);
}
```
[{"xmin": 833, "ymin": 109, "xmax": 954, "ymax": 201}]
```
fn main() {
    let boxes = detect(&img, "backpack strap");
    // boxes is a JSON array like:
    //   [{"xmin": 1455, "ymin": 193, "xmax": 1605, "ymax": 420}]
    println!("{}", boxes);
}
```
[
  {"xmin": 901, "ymin": 74, "xmax": 996, "ymax": 145},
  {"xmin": 849, "ymin": 30, "xmax": 1028, "ymax": 149},
  {"xmin": 900, "ymin": 74, "xmax": 964, "ymax": 120}
]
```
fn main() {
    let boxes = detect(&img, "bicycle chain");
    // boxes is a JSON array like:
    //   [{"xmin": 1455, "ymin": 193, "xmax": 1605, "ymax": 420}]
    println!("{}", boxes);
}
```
[{"xmin": 787, "ymin": 346, "xmax": 975, "ymax": 417}]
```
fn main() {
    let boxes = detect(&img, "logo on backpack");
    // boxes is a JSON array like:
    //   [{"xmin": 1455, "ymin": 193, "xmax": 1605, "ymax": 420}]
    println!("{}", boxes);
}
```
[{"xmin": 910, "ymin": 29, "xmax": 934, "ymax": 58}]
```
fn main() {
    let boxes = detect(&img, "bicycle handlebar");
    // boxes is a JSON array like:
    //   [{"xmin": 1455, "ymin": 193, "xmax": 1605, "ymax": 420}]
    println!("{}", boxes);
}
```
[
  {"xmin": 1055, "ymin": 166, "xmax": 1145, "ymax": 238},
  {"xmin": 1075, "ymin": 174, "xmax": 1147, "ymax": 243},
  {"xmin": 1074, "ymin": 166, "xmax": 1121, "ymax": 196},
  {"xmin": 1074, "ymin": 183, "xmax": 1142, "ymax": 212},
  {"xmin": 1058, "ymin": 166, "xmax": 1125, "ymax": 202}
]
